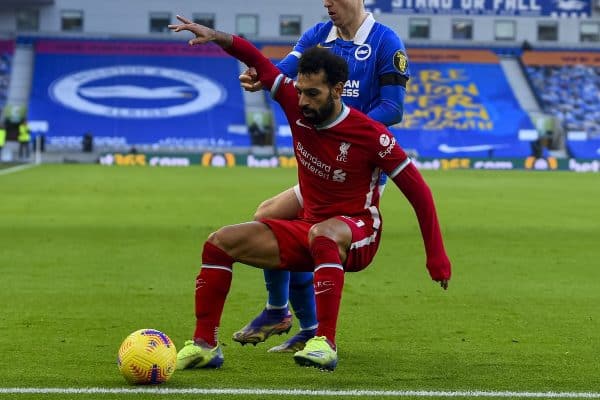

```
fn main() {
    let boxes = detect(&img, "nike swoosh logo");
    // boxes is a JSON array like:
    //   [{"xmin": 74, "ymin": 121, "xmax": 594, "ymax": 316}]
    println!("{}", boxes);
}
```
[
  {"xmin": 317, "ymin": 44, "xmax": 333, "ymax": 49},
  {"xmin": 315, "ymin": 288, "xmax": 332, "ymax": 295},
  {"xmin": 295, "ymin": 119, "xmax": 312, "ymax": 129},
  {"xmin": 438, "ymin": 144, "xmax": 507, "ymax": 153}
]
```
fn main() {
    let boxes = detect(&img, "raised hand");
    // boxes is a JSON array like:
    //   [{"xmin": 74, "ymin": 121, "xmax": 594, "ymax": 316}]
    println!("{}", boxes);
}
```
[{"xmin": 168, "ymin": 15, "xmax": 216, "ymax": 46}]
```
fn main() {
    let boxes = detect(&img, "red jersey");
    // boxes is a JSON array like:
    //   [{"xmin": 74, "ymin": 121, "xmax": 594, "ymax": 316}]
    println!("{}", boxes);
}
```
[
  {"xmin": 274, "ymin": 81, "xmax": 408, "ymax": 223},
  {"xmin": 226, "ymin": 36, "xmax": 409, "ymax": 223},
  {"xmin": 225, "ymin": 36, "xmax": 451, "ymax": 281}
]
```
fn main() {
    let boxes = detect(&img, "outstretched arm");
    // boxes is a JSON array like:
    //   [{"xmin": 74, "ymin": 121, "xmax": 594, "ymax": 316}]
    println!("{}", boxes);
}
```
[
  {"xmin": 169, "ymin": 15, "xmax": 280, "ymax": 90},
  {"xmin": 391, "ymin": 161, "xmax": 451, "ymax": 290}
]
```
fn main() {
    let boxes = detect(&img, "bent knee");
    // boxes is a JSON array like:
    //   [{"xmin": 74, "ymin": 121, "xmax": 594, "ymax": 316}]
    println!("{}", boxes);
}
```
[
  {"xmin": 308, "ymin": 224, "xmax": 337, "ymax": 243},
  {"xmin": 206, "ymin": 230, "xmax": 222, "ymax": 250},
  {"xmin": 308, "ymin": 220, "xmax": 352, "ymax": 249},
  {"xmin": 207, "ymin": 226, "xmax": 237, "ymax": 252},
  {"xmin": 253, "ymin": 199, "xmax": 273, "ymax": 221}
]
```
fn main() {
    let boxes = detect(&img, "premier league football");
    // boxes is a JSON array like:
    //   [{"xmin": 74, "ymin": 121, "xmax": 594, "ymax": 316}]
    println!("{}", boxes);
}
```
[{"xmin": 1, "ymin": 0, "xmax": 598, "ymax": 398}]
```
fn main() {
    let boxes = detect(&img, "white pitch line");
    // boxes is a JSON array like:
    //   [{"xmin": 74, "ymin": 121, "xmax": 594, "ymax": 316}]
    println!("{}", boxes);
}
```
[
  {"xmin": 0, "ymin": 163, "xmax": 38, "ymax": 176},
  {"xmin": 0, "ymin": 388, "xmax": 599, "ymax": 398}
]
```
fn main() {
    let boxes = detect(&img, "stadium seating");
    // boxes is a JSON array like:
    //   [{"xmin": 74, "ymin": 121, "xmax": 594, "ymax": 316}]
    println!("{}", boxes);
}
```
[
  {"xmin": 13, "ymin": 38, "xmax": 599, "ymax": 160},
  {"xmin": 523, "ymin": 51, "xmax": 600, "ymax": 159},
  {"xmin": 266, "ymin": 92, "xmax": 292, "ymax": 152},
  {"xmin": 264, "ymin": 46, "xmax": 535, "ymax": 158},
  {"xmin": 0, "ymin": 40, "xmax": 14, "ymax": 114},
  {"xmin": 256, "ymin": 45, "xmax": 296, "ymax": 153},
  {"xmin": 28, "ymin": 38, "xmax": 248, "ymax": 151},
  {"xmin": 526, "ymin": 64, "xmax": 599, "ymax": 134},
  {"xmin": 391, "ymin": 48, "xmax": 534, "ymax": 158}
]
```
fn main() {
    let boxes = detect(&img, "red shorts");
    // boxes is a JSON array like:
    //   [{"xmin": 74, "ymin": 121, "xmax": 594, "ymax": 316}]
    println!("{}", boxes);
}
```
[{"xmin": 261, "ymin": 216, "xmax": 381, "ymax": 272}]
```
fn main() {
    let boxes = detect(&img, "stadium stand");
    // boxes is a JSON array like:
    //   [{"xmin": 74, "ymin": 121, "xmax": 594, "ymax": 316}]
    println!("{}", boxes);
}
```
[
  {"xmin": 1, "ymin": 1, "xmax": 599, "ymax": 164},
  {"xmin": 257, "ymin": 45, "xmax": 296, "ymax": 154},
  {"xmin": 28, "ymin": 38, "xmax": 248, "ymax": 152},
  {"xmin": 264, "ymin": 45, "xmax": 536, "ymax": 158},
  {"xmin": 523, "ymin": 51, "xmax": 600, "ymax": 159},
  {"xmin": 0, "ymin": 40, "xmax": 14, "ymax": 115},
  {"xmin": 392, "ymin": 48, "xmax": 535, "ymax": 158}
]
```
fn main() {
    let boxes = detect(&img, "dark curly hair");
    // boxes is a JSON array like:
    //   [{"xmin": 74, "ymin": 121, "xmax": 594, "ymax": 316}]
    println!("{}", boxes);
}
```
[{"xmin": 298, "ymin": 46, "xmax": 348, "ymax": 88}]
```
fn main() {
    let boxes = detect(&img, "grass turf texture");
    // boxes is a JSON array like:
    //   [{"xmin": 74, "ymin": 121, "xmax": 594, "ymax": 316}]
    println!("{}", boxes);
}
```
[{"xmin": 1, "ymin": 165, "xmax": 599, "ymax": 399}]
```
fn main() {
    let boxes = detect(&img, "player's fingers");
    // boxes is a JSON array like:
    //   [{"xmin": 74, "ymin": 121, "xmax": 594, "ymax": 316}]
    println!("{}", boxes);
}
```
[
  {"xmin": 240, "ymin": 68, "xmax": 258, "ymax": 80},
  {"xmin": 176, "ymin": 15, "xmax": 193, "ymax": 24},
  {"xmin": 189, "ymin": 38, "xmax": 206, "ymax": 46},
  {"xmin": 242, "ymin": 82, "xmax": 262, "ymax": 92},
  {"xmin": 240, "ymin": 71, "xmax": 261, "ymax": 91}
]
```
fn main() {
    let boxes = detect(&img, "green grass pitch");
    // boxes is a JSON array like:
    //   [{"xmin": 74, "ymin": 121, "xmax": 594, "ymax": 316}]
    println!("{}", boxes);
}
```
[{"xmin": 1, "ymin": 165, "xmax": 599, "ymax": 399}]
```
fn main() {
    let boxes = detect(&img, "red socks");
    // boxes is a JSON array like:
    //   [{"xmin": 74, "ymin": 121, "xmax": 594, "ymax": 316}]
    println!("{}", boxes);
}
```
[
  {"xmin": 194, "ymin": 236, "xmax": 346, "ymax": 348},
  {"xmin": 194, "ymin": 241, "xmax": 234, "ymax": 346},
  {"xmin": 310, "ymin": 236, "xmax": 345, "ymax": 347}
]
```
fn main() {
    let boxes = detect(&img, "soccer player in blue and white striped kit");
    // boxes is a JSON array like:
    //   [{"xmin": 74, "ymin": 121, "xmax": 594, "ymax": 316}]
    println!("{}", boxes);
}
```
[{"xmin": 233, "ymin": 0, "xmax": 410, "ymax": 352}]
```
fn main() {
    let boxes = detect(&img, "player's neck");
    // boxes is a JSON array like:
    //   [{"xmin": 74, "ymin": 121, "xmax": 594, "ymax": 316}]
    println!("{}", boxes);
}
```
[
  {"xmin": 318, "ymin": 102, "xmax": 344, "ymax": 128},
  {"xmin": 336, "ymin": 11, "xmax": 368, "ymax": 41}
]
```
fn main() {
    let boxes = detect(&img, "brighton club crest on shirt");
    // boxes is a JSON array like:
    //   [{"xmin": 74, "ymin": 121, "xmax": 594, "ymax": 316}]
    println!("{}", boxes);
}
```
[{"xmin": 337, "ymin": 142, "xmax": 351, "ymax": 162}]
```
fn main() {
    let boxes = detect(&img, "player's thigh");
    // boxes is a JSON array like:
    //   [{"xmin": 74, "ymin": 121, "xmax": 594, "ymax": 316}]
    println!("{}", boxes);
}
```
[
  {"xmin": 210, "ymin": 221, "xmax": 280, "ymax": 269},
  {"xmin": 255, "ymin": 186, "xmax": 301, "ymax": 220}
]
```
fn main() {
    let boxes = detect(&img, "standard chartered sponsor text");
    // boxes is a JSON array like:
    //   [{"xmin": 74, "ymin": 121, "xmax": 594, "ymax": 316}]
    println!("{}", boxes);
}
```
[{"xmin": 296, "ymin": 142, "xmax": 332, "ymax": 179}]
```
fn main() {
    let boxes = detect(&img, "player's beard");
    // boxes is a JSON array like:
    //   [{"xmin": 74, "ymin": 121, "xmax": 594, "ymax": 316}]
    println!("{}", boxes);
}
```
[{"xmin": 301, "ymin": 92, "xmax": 335, "ymax": 125}]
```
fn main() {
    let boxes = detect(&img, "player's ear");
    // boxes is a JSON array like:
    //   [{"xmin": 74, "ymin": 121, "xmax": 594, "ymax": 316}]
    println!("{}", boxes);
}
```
[{"xmin": 331, "ymin": 81, "xmax": 344, "ymax": 100}]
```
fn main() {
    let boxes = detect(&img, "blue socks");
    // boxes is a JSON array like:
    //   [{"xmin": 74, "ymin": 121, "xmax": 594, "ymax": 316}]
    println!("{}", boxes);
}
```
[
  {"xmin": 264, "ymin": 269, "xmax": 290, "ymax": 308},
  {"xmin": 263, "ymin": 270, "xmax": 317, "ymax": 330},
  {"xmin": 289, "ymin": 272, "xmax": 317, "ymax": 330}
]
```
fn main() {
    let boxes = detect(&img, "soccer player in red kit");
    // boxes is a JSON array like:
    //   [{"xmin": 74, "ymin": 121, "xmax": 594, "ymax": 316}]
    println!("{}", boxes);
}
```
[{"xmin": 169, "ymin": 16, "xmax": 451, "ymax": 371}]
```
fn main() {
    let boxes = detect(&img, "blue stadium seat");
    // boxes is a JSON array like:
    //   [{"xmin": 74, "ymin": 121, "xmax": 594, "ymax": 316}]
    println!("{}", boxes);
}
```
[{"xmin": 28, "ymin": 38, "xmax": 248, "ymax": 150}]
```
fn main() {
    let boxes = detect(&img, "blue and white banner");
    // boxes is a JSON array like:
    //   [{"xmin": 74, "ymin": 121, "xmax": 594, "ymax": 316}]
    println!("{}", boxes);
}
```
[
  {"xmin": 29, "ymin": 39, "xmax": 249, "ymax": 149},
  {"xmin": 266, "ymin": 47, "xmax": 534, "ymax": 158},
  {"xmin": 365, "ymin": 0, "xmax": 591, "ymax": 17},
  {"xmin": 567, "ymin": 132, "xmax": 600, "ymax": 159},
  {"xmin": 390, "ymin": 51, "xmax": 535, "ymax": 158}
]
